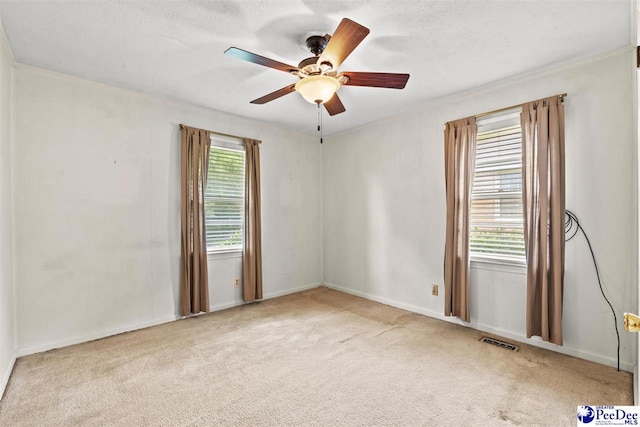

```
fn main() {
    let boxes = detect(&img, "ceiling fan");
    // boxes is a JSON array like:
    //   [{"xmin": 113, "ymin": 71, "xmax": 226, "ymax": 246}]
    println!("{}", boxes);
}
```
[{"xmin": 224, "ymin": 18, "xmax": 410, "ymax": 116}]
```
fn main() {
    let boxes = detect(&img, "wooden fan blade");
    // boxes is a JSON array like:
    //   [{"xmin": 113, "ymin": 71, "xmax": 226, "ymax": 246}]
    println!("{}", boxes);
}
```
[
  {"xmin": 318, "ymin": 18, "xmax": 370, "ymax": 69},
  {"xmin": 324, "ymin": 93, "xmax": 346, "ymax": 116},
  {"xmin": 339, "ymin": 72, "xmax": 410, "ymax": 89},
  {"xmin": 250, "ymin": 84, "xmax": 296, "ymax": 104},
  {"xmin": 225, "ymin": 47, "xmax": 298, "ymax": 74}
]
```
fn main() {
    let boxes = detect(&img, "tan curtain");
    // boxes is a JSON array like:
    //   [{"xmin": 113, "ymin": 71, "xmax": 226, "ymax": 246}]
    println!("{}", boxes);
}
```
[
  {"xmin": 444, "ymin": 117, "xmax": 477, "ymax": 322},
  {"xmin": 180, "ymin": 126, "xmax": 211, "ymax": 316},
  {"xmin": 243, "ymin": 138, "xmax": 263, "ymax": 302},
  {"xmin": 521, "ymin": 96, "xmax": 565, "ymax": 345}
]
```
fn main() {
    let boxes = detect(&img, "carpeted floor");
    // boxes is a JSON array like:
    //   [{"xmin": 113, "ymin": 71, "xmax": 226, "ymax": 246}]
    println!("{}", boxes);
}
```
[{"xmin": 0, "ymin": 286, "xmax": 633, "ymax": 426}]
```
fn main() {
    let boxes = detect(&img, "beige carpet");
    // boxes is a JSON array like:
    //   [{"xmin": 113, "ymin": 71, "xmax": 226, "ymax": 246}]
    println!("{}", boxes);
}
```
[{"xmin": 0, "ymin": 287, "xmax": 632, "ymax": 426}]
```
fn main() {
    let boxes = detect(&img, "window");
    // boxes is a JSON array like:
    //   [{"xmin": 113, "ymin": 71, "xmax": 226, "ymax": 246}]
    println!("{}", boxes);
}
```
[
  {"xmin": 205, "ymin": 136, "xmax": 245, "ymax": 253},
  {"xmin": 470, "ymin": 109, "xmax": 525, "ymax": 264}
]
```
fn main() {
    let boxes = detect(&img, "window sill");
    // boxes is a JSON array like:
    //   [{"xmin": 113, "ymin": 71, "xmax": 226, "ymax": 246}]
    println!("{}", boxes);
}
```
[
  {"xmin": 471, "ymin": 257, "xmax": 526, "ymax": 275},
  {"xmin": 207, "ymin": 250, "xmax": 242, "ymax": 260}
]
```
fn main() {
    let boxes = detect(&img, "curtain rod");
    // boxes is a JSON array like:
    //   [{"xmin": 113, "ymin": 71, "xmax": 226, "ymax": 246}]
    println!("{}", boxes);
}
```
[
  {"xmin": 179, "ymin": 124, "xmax": 248, "ymax": 141},
  {"xmin": 474, "ymin": 93, "xmax": 567, "ymax": 119}
]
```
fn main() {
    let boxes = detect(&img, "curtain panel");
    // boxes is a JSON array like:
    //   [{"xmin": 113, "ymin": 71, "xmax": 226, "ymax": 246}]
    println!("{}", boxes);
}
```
[
  {"xmin": 243, "ymin": 138, "xmax": 263, "ymax": 302},
  {"xmin": 444, "ymin": 117, "xmax": 477, "ymax": 322},
  {"xmin": 521, "ymin": 96, "xmax": 566, "ymax": 345},
  {"xmin": 180, "ymin": 126, "xmax": 211, "ymax": 316}
]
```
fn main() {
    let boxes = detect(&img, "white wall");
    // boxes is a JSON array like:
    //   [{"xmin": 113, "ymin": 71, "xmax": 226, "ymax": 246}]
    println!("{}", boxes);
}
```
[
  {"xmin": 13, "ymin": 65, "xmax": 322, "ymax": 355},
  {"xmin": 0, "ymin": 24, "xmax": 15, "ymax": 399},
  {"xmin": 323, "ymin": 49, "xmax": 637, "ymax": 370},
  {"xmin": 634, "ymin": 1, "xmax": 639, "ymax": 402}
]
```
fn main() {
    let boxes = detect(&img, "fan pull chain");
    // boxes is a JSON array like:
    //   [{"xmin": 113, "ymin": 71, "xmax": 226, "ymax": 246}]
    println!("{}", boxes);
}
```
[{"xmin": 317, "ymin": 103, "xmax": 323, "ymax": 144}]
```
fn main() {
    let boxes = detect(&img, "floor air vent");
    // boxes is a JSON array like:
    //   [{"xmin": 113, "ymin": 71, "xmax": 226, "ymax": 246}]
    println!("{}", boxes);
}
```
[{"xmin": 480, "ymin": 336, "xmax": 519, "ymax": 352}]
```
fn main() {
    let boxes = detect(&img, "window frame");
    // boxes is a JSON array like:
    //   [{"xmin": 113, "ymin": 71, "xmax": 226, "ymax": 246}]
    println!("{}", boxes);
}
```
[
  {"xmin": 470, "ymin": 109, "xmax": 526, "ymax": 267},
  {"xmin": 205, "ymin": 135, "xmax": 245, "ymax": 255}
]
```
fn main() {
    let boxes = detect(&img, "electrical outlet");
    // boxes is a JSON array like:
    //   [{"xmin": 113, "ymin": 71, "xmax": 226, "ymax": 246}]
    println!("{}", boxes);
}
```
[
  {"xmin": 432, "ymin": 284, "xmax": 439, "ymax": 296},
  {"xmin": 234, "ymin": 278, "xmax": 240, "ymax": 288}
]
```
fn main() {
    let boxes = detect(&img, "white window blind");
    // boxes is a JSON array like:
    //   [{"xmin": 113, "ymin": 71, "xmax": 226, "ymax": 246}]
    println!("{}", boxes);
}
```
[
  {"xmin": 470, "ymin": 109, "xmax": 525, "ymax": 263},
  {"xmin": 205, "ymin": 139, "xmax": 245, "ymax": 252}
]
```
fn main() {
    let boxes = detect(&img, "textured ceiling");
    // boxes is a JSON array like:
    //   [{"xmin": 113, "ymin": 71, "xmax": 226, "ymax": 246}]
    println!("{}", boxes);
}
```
[{"xmin": 0, "ymin": 0, "xmax": 633, "ymax": 136}]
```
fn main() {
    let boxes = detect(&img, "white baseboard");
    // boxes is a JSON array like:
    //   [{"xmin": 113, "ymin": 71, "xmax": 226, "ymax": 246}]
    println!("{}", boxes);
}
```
[
  {"xmin": 0, "ymin": 354, "xmax": 16, "ymax": 401},
  {"xmin": 635, "ymin": 365, "xmax": 639, "ymax": 406},
  {"xmin": 264, "ymin": 282, "xmax": 322, "ymax": 299},
  {"xmin": 322, "ymin": 282, "xmax": 633, "ymax": 372},
  {"xmin": 209, "ymin": 282, "xmax": 322, "ymax": 312},
  {"xmin": 16, "ymin": 282, "xmax": 323, "ymax": 359},
  {"xmin": 16, "ymin": 315, "xmax": 180, "ymax": 358},
  {"xmin": 20, "ymin": 281, "xmax": 625, "ymax": 374}
]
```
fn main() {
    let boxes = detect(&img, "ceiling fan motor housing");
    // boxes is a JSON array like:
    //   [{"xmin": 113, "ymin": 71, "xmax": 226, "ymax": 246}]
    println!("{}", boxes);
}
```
[
  {"xmin": 305, "ymin": 35, "xmax": 328, "ymax": 55},
  {"xmin": 299, "ymin": 35, "xmax": 334, "ymax": 76}
]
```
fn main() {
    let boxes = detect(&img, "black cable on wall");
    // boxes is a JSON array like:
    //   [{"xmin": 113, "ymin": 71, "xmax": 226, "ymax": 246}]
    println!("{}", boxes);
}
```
[{"xmin": 565, "ymin": 210, "xmax": 620, "ymax": 371}]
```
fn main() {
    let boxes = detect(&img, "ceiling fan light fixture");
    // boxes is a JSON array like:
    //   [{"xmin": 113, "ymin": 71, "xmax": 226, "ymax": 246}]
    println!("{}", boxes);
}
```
[
  {"xmin": 295, "ymin": 75, "xmax": 340, "ymax": 104},
  {"xmin": 225, "ymin": 18, "xmax": 409, "ymax": 115}
]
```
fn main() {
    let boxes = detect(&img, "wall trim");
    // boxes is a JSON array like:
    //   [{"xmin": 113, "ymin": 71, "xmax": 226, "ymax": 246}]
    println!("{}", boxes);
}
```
[
  {"xmin": 633, "ymin": 365, "xmax": 639, "ymax": 406},
  {"xmin": 322, "ymin": 282, "xmax": 633, "ymax": 372},
  {"xmin": 9, "ymin": 27, "xmax": 17, "ymax": 386},
  {"xmin": 12, "ymin": 63, "xmax": 318, "ymax": 144},
  {"xmin": 631, "ymin": 0, "xmax": 639, "ymax": 406},
  {"xmin": 0, "ymin": 22, "xmax": 16, "ymax": 66},
  {"xmin": 332, "ymin": 46, "xmax": 635, "ymax": 140},
  {"xmin": 16, "ymin": 282, "xmax": 323, "ymax": 359},
  {"xmin": 0, "ymin": 355, "xmax": 16, "ymax": 401},
  {"xmin": 0, "ymin": 18, "xmax": 17, "ymax": 404}
]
